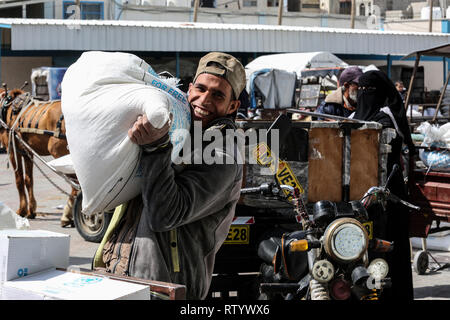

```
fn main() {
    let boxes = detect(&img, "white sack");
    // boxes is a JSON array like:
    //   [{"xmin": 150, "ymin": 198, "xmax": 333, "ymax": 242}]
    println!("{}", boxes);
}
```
[
  {"xmin": 61, "ymin": 51, "xmax": 191, "ymax": 216},
  {"xmin": 417, "ymin": 121, "xmax": 450, "ymax": 171},
  {"xmin": 411, "ymin": 236, "xmax": 450, "ymax": 252},
  {"xmin": 0, "ymin": 202, "xmax": 30, "ymax": 230},
  {"xmin": 47, "ymin": 154, "xmax": 76, "ymax": 175}
]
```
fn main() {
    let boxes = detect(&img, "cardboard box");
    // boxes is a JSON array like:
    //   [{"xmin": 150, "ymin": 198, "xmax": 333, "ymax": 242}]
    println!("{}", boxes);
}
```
[
  {"xmin": 0, "ymin": 229, "xmax": 70, "ymax": 282},
  {"xmin": 0, "ymin": 269, "xmax": 150, "ymax": 300}
]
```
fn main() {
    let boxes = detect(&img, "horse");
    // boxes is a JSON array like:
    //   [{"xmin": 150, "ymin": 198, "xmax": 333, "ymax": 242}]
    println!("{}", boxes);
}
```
[{"xmin": 0, "ymin": 85, "xmax": 78, "ymax": 226}]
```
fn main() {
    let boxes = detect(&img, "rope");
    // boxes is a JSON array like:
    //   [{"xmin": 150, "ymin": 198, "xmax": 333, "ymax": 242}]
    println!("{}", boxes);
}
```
[
  {"xmin": 31, "ymin": 155, "xmax": 73, "ymax": 197},
  {"xmin": 1, "ymin": 116, "xmax": 79, "ymax": 197}
]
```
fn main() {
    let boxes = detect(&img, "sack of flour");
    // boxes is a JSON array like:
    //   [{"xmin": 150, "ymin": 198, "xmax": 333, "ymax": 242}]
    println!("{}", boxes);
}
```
[{"xmin": 61, "ymin": 51, "xmax": 191, "ymax": 216}]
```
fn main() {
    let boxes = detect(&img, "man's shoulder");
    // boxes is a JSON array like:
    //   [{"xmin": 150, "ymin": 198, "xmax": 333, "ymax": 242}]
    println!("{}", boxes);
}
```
[{"xmin": 324, "ymin": 88, "xmax": 343, "ymax": 104}]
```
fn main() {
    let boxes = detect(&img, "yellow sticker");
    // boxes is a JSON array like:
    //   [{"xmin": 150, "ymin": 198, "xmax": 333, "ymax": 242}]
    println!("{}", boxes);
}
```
[
  {"xmin": 252, "ymin": 142, "xmax": 304, "ymax": 195},
  {"xmin": 362, "ymin": 221, "xmax": 373, "ymax": 240},
  {"xmin": 276, "ymin": 160, "xmax": 304, "ymax": 194}
]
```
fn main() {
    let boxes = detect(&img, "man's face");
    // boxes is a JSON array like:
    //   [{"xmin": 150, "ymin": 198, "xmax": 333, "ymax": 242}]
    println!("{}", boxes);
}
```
[
  {"xmin": 188, "ymin": 73, "xmax": 240, "ymax": 127},
  {"xmin": 344, "ymin": 82, "xmax": 359, "ymax": 103},
  {"xmin": 396, "ymin": 83, "xmax": 404, "ymax": 92}
]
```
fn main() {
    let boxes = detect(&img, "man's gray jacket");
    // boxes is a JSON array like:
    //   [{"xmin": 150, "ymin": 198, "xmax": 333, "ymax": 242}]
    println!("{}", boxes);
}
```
[{"xmin": 96, "ymin": 117, "xmax": 243, "ymax": 300}]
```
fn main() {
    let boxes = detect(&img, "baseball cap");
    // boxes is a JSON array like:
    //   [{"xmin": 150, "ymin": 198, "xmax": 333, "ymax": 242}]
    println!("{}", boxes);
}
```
[
  {"xmin": 193, "ymin": 52, "xmax": 246, "ymax": 100},
  {"xmin": 339, "ymin": 66, "xmax": 363, "ymax": 85}
]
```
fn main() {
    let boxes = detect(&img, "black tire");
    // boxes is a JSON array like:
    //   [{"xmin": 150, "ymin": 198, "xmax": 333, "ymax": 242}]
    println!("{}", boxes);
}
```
[
  {"xmin": 73, "ymin": 191, "xmax": 113, "ymax": 243},
  {"xmin": 413, "ymin": 250, "xmax": 429, "ymax": 275}
]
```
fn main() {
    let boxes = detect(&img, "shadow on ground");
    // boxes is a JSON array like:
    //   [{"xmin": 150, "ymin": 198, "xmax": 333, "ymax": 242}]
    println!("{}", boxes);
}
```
[
  {"xmin": 415, "ymin": 285, "xmax": 450, "ymax": 299},
  {"xmin": 69, "ymin": 256, "xmax": 93, "ymax": 268}
]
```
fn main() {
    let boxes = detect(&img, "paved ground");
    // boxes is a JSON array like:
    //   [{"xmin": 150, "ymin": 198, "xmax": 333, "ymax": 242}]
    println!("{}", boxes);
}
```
[
  {"xmin": 1, "ymin": 152, "xmax": 449, "ymax": 300},
  {"xmin": 0, "ymin": 153, "xmax": 98, "ymax": 270}
]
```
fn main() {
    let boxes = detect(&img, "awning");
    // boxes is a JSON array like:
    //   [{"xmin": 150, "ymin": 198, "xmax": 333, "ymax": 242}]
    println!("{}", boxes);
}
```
[
  {"xmin": 1, "ymin": 18, "xmax": 450, "ymax": 55},
  {"xmin": 402, "ymin": 42, "xmax": 450, "ymax": 59}
]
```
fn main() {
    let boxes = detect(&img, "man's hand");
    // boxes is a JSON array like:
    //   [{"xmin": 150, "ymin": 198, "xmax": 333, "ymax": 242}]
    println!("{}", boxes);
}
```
[{"xmin": 128, "ymin": 114, "xmax": 171, "ymax": 145}]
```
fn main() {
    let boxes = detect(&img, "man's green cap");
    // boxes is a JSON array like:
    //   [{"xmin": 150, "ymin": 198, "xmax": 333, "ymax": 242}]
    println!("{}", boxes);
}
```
[{"xmin": 194, "ymin": 52, "xmax": 246, "ymax": 100}]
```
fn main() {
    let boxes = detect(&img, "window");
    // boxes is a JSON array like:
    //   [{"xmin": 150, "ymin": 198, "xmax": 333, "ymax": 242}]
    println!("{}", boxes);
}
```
[
  {"xmin": 387, "ymin": 0, "xmax": 393, "ymax": 11},
  {"xmin": 63, "ymin": 1, "xmax": 104, "ymax": 20},
  {"xmin": 339, "ymin": 1, "xmax": 351, "ymax": 15},
  {"xmin": 243, "ymin": 0, "xmax": 257, "ymax": 7},
  {"xmin": 302, "ymin": 4, "xmax": 320, "ymax": 9},
  {"xmin": 359, "ymin": 3, "xmax": 365, "ymax": 16}
]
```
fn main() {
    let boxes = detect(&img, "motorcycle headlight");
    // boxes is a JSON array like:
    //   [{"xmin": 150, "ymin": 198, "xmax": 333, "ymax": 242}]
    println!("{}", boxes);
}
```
[{"xmin": 324, "ymin": 218, "xmax": 369, "ymax": 263}]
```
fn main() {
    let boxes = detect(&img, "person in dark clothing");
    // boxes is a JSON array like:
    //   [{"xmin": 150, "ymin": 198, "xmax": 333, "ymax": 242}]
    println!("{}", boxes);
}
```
[
  {"xmin": 316, "ymin": 66, "xmax": 363, "ymax": 119},
  {"xmin": 395, "ymin": 80, "xmax": 406, "ymax": 103},
  {"xmin": 354, "ymin": 70, "xmax": 414, "ymax": 301}
]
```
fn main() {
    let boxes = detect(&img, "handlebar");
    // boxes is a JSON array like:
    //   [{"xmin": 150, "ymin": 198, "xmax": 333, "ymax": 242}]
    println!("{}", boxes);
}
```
[
  {"xmin": 361, "ymin": 186, "xmax": 420, "ymax": 211},
  {"xmin": 240, "ymin": 183, "xmax": 296, "ymax": 197},
  {"xmin": 240, "ymin": 186, "xmax": 266, "ymax": 195}
]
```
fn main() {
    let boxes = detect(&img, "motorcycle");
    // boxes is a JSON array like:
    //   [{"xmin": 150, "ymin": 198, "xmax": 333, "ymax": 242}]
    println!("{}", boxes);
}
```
[{"xmin": 242, "ymin": 164, "xmax": 420, "ymax": 300}]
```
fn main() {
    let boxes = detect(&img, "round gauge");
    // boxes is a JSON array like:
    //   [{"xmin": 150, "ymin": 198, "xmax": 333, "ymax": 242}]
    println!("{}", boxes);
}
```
[
  {"xmin": 368, "ymin": 258, "xmax": 389, "ymax": 279},
  {"xmin": 324, "ymin": 218, "xmax": 369, "ymax": 263}
]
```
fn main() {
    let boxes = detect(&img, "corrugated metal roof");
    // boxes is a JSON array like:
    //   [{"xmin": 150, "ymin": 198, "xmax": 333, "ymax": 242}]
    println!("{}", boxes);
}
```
[{"xmin": 1, "ymin": 18, "xmax": 449, "ymax": 55}]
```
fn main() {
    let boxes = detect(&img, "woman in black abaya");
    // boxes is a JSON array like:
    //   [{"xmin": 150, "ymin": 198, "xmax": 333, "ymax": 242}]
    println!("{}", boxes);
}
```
[{"xmin": 354, "ymin": 70, "xmax": 414, "ymax": 301}]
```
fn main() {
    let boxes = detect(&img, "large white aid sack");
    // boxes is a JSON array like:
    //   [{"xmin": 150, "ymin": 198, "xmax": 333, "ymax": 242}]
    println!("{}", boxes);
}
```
[{"xmin": 61, "ymin": 51, "xmax": 191, "ymax": 216}]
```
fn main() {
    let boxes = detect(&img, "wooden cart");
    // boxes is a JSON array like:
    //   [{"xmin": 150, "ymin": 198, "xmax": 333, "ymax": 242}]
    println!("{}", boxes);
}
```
[{"xmin": 404, "ymin": 43, "xmax": 450, "ymax": 274}]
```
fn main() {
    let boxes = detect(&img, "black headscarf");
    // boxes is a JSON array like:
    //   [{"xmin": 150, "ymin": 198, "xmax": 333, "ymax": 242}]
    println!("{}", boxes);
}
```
[{"xmin": 354, "ymin": 70, "xmax": 413, "ymax": 149}]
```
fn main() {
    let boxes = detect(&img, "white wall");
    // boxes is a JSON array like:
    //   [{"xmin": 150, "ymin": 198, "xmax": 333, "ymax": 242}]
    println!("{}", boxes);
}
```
[
  {"xmin": 120, "ymin": 7, "xmax": 370, "ymax": 28},
  {"xmin": 383, "ymin": 18, "xmax": 443, "ymax": 32},
  {"xmin": 343, "ymin": 58, "xmax": 445, "ymax": 91}
]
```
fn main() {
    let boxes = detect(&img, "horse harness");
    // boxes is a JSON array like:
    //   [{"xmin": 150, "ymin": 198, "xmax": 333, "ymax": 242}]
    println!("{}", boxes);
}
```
[{"xmin": 1, "ymin": 92, "xmax": 66, "ymax": 139}]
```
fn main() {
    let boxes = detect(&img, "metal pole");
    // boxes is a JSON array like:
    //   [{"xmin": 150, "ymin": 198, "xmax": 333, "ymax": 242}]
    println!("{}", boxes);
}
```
[
  {"xmin": 193, "ymin": 0, "xmax": 200, "ymax": 22},
  {"xmin": 387, "ymin": 54, "xmax": 392, "ymax": 79},
  {"xmin": 277, "ymin": 0, "xmax": 283, "ymax": 25},
  {"xmin": 429, "ymin": 0, "xmax": 433, "ymax": 32},
  {"xmin": 404, "ymin": 53, "xmax": 421, "ymax": 119},
  {"xmin": 432, "ymin": 70, "xmax": 450, "ymax": 123},
  {"xmin": 176, "ymin": 52, "xmax": 180, "ymax": 79},
  {"xmin": 287, "ymin": 108, "xmax": 370, "ymax": 123},
  {"xmin": 350, "ymin": 0, "xmax": 356, "ymax": 29}
]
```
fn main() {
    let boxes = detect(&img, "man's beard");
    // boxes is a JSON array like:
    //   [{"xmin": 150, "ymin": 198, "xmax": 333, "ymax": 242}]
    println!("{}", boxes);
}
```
[{"xmin": 349, "ymin": 90, "xmax": 358, "ymax": 103}]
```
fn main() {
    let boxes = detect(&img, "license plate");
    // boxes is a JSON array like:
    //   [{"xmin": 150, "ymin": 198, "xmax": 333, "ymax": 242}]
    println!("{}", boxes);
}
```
[
  {"xmin": 224, "ymin": 225, "xmax": 250, "ymax": 244},
  {"xmin": 363, "ymin": 221, "xmax": 373, "ymax": 240}
]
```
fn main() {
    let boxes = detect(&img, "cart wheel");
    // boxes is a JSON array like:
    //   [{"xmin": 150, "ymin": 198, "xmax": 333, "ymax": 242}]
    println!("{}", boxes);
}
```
[
  {"xmin": 413, "ymin": 250, "xmax": 429, "ymax": 275},
  {"xmin": 73, "ymin": 191, "xmax": 113, "ymax": 243}
]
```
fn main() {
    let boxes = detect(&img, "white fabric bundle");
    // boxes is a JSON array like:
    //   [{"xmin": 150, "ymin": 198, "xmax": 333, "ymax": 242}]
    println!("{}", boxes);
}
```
[
  {"xmin": 61, "ymin": 51, "xmax": 191, "ymax": 216},
  {"xmin": 417, "ymin": 121, "xmax": 450, "ymax": 171}
]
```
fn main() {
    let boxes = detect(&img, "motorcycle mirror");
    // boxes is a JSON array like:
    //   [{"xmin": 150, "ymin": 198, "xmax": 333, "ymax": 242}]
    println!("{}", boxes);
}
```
[{"xmin": 384, "ymin": 164, "xmax": 399, "ymax": 189}]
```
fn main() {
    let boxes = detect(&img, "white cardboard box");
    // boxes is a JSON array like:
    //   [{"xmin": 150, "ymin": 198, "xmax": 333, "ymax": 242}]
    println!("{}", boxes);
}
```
[
  {"xmin": 0, "ymin": 229, "xmax": 70, "ymax": 282},
  {"xmin": 0, "ymin": 269, "xmax": 150, "ymax": 300}
]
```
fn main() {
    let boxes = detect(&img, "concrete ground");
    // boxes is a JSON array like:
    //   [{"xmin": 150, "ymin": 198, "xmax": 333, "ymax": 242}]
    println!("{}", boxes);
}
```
[{"xmin": 0, "ymin": 152, "xmax": 449, "ymax": 300}]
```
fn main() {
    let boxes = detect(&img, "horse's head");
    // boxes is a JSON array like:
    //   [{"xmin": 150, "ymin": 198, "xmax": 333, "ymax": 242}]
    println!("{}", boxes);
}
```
[
  {"xmin": 1, "ymin": 81, "xmax": 29, "ymax": 102},
  {"xmin": 1, "ymin": 88, "xmax": 27, "ymax": 125}
]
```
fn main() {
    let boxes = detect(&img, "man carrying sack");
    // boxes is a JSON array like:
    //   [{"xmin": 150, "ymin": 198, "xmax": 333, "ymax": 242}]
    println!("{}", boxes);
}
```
[{"xmin": 93, "ymin": 52, "xmax": 246, "ymax": 300}]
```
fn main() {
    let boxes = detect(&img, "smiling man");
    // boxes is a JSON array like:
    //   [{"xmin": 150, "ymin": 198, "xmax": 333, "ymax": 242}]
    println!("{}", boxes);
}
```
[{"xmin": 93, "ymin": 52, "xmax": 246, "ymax": 300}]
